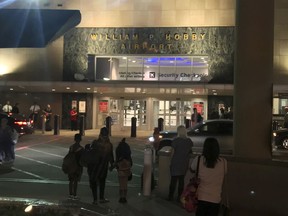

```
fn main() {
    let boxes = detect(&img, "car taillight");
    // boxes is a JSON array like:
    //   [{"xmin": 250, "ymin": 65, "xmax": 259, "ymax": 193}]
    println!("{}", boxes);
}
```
[{"xmin": 14, "ymin": 121, "xmax": 28, "ymax": 126}]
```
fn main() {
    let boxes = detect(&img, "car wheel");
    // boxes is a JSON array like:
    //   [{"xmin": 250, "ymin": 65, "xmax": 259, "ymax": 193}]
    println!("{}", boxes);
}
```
[{"xmin": 282, "ymin": 138, "xmax": 288, "ymax": 149}]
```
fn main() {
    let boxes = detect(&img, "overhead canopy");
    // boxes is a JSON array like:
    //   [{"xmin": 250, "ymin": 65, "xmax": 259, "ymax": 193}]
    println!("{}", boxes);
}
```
[{"xmin": 0, "ymin": 9, "xmax": 81, "ymax": 48}]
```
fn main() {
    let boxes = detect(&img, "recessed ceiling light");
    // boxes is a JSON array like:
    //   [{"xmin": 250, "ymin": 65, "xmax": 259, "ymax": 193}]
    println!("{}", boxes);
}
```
[
  {"xmin": 87, "ymin": 87, "xmax": 91, "ymax": 90},
  {"xmin": 10, "ymin": 88, "xmax": 13, "ymax": 91},
  {"xmin": 74, "ymin": 90, "xmax": 78, "ymax": 93},
  {"xmin": 52, "ymin": 89, "xmax": 56, "ymax": 92},
  {"xmin": 66, "ymin": 87, "xmax": 70, "ymax": 90}
]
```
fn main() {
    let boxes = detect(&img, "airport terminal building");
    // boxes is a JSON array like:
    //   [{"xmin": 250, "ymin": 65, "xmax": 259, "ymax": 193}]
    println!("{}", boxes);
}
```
[{"xmin": 1, "ymin": 0, "xmax": 288, "ymax": 214}]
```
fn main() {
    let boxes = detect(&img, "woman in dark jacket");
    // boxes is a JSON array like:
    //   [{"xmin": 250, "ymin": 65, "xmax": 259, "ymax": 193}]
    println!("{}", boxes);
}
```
[{"xmin": 87, "ymin": 127, "xmax": 114, "ymax": 205}]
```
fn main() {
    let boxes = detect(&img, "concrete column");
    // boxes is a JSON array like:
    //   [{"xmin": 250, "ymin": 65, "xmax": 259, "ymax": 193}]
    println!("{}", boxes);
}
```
[{"xmin": 234, "ymin": 0, "xmax": 274, "ymax": 159}]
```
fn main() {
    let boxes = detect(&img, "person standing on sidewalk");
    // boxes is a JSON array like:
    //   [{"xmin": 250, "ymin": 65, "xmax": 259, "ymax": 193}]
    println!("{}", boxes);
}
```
[
  {"xmin": 2, "ymin": 101, "xmax": 12, "ymax": 113},
  {"xmin": 190, "ymin": 138, "xmax": 227, "ymax": 216},
  {"xmin": 29, "ymin": 102, "xmax": 41, "ymax": 128},
  {"xmin": 167, "ymin": 125, "xmax": 193, "ymax": 201},
  {"xmin": 70, "ymin": 107, "xmax": 78, "ymax": 131},
  {"xmin": 114, "ymin": 138, "xmax": 132, "ymax": 203},
  {"xmin": 65, "ymin": 133, "xmax": 84, "ymax": 200},
  {"xmin": 87, "ymin": 127, "xmax": 114, "ymax": 204}
]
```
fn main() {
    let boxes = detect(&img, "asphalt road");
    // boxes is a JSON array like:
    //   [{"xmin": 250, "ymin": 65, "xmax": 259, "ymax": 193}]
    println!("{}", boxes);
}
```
[{"xmin": 0, "ymin": 130, "xmax": 154, "ymax": 203}]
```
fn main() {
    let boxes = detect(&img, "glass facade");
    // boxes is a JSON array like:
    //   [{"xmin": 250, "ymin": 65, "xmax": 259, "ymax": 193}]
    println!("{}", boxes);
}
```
[{"xmin": 92, "ymin": 55, "xmax": 209, "ymax": 82}]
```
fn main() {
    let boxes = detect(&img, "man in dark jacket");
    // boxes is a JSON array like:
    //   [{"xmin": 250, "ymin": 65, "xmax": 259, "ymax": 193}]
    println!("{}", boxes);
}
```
[{"xmin": 87, "ymin": 127, "xmax": 114, "ymax": 205}]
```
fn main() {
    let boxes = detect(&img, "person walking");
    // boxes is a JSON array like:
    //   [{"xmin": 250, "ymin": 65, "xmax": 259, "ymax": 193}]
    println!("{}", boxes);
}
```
[
  {"xmin": 190, "ymin": 138, "xmax": 227, "ymax": 216},
  {"xmin": 11, "ymin": 103, "xmax": 20, "ymax": 114},
  {"xmin": 87, "ymin": 127, "xmax": 114, "ymax": 205},
  {"xmin": 30, "ymin": 102, "xmax": 41, "ymax": 127},
  {"xmin": 2, "ymin": 101, "xmax": 13, "ymax": 113},
  {"xmin": 115, "ymin": 138, "xmax": 132, "ymax": 203},
  {"xmin": 70, "ymin": 107, "xmax": 78, "ymax": 131},
  {"xmin": 191, "ymin": 108, "xmax": 203, "ymax": 127},
  {"xmin": 0, "ymin": 118, "xmax": 16, "ymax": 163},
  {"xmin": 167, "ymin": 125, "xmax": 193, "ymax": 201}
]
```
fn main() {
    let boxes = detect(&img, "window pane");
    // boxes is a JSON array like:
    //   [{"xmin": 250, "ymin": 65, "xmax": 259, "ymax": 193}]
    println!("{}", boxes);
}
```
[
  {"xmin": 159, "ymin": 57, "xmax": 176, "ymax": 81},
  {"xmin": 176, "ymin": 57, "xmax": 192, "ymax": 81},
  {"xmin": 127, "ymin": 57, "xmax": 143, "ymax": 80},
  {"xmin": 143, "ymin": 57, "xmax": 159, "ymax": 81},
  {"xmin": 113, "ymin": 57, "xmax": 127, "ymax": 80}
]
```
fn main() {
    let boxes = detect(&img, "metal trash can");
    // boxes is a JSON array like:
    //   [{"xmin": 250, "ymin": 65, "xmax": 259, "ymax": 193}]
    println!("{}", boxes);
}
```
[{"xmin": 157, "ymin": 146, "xmax": 173, "ymax": 198}]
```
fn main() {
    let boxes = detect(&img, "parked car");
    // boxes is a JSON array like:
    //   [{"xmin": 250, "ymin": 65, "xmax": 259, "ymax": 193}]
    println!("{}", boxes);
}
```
[
  {"xmin": 149, "ymin": 119, "xmax": 234, "ymax": 154},
  {"xmin": 272, "ymin": 128, "xmax": 288, "ymax": 149},
  {"xmin": 0, "ymin": 112, "xmax": 34, "ymax": 136}
]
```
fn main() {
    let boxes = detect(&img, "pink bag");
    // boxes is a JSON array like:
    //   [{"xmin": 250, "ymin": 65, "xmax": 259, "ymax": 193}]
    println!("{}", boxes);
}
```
[{"xmin": 180, "ymin": 156, "xmax": 201, "ymax": 213}]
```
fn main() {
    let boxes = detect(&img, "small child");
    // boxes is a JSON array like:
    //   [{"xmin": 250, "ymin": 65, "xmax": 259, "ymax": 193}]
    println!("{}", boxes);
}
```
[
  {"xmin": 67, "ymin": 133, "xmax": 84, "ymax": 200},
  {"xmin": 115, "ymin": 138, "xmax": 132, "ymax": 203}
]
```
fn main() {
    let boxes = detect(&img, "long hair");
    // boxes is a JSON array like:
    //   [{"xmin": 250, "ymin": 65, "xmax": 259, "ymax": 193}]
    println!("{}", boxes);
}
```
[
  {"xmin": 202, "ymin": 137, "xmax": 220, "ymax": 168},
  {"xmin": 177, "ymin": 125, "xmax": 187, "ymax": 138}
]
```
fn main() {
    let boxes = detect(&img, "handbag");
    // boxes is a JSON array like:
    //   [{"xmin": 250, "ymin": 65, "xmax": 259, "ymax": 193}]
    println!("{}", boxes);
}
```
[{"xmin": 180, "ymin": 156, "xmax": 201, "ymax": 212}]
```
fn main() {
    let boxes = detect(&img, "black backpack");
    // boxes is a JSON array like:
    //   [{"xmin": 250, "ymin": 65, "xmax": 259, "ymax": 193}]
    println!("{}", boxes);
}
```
[{"xmin": 62, "ymin": 147, "xmax": 82, "ymax": 174}]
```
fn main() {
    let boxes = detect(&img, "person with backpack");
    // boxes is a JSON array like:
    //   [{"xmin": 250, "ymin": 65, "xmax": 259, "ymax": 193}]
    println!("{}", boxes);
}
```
[
  {"xmin": 62, "ymin": 133, "xmax": 84, "ymax": 200},
  {"xmin": 114, "ymin": 138, "xmax": 132, "ymax": 203}
]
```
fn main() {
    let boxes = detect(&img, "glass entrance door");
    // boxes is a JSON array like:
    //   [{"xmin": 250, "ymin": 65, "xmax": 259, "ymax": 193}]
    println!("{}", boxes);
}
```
[
  {"xmin": 123, "ymin": 99, "xmax": 147, "ymax": 127},
  {"xmin": 153, "ymin": 100, "xmax": 192, "ymax": 131}
]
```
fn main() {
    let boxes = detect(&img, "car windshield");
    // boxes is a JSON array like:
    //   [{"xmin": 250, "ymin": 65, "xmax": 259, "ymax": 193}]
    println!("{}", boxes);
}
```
[{"xmin": 187, "ymin": 121, "xmax": 233, "ymax": 135}]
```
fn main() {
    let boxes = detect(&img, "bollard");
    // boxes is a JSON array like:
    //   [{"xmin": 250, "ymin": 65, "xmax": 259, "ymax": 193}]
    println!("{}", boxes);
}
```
[
  {"xmin": 79, "ymin": 115, "xmax": 85, "ymax": 136},
  {"xmin": 272, "ymin": 121, "xmax": 278, "ymax": 130},
  {"xmin": 131, "ymin": 117, "xmax": 137, "ymax": 137},
  {"xmin": 157, "ymin": 146, "xmax": 173, "ymax": 198},
  {"xmin": 185, "ymin": 119, "xmax": 191, "ymax": 128},
  {"xmin": 105, "ymin": 116, "xmax": 112, "ymax": 136},
  {"xmin": 158, "ymin": 118, "xmax": 164, "ymax": 131},
  {"xmin": 53, "ymin": 115, "xmax": 60, "ymax": 135},
  {"xmin": 42, "ymin": 115, "xmax": 46, "ymax": 134},
  {"xmin": 143, "ymin": 145, "xmax": 152, "ymax": 196}
]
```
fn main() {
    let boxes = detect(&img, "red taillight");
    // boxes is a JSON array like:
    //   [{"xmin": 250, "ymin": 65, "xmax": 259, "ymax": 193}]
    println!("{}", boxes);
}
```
[{"xmin": 14, "ymin": 121, "xmax": 27, "ymax": 126}]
